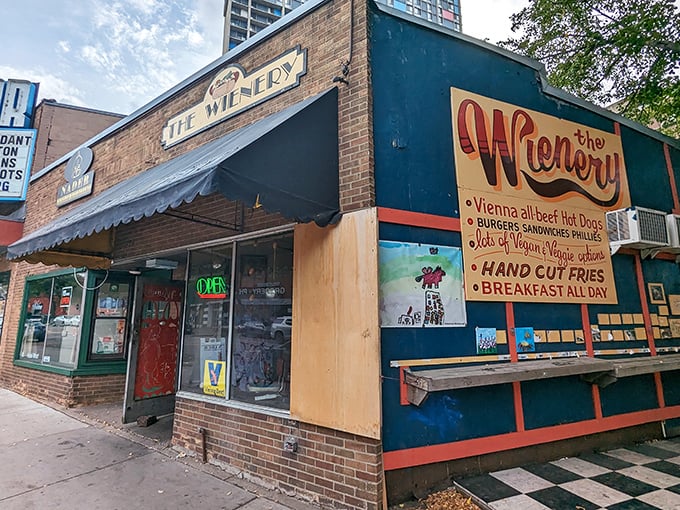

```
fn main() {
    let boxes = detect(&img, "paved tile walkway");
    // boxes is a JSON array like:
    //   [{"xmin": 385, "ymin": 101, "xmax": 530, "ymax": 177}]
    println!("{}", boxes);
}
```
[{"xmin": 456, "ymin": 438, "xmax": 680, "ymax": 509}]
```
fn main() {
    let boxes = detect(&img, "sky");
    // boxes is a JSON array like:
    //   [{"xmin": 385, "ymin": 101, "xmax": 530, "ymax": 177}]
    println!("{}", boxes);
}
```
[{"xmin": 0, "ymin": 0, "xmax": 528, "ymax": 116}]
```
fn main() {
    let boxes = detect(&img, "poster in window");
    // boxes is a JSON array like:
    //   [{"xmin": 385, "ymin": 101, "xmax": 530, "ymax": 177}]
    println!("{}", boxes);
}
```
[
  {"xmin": 203, "ymin": 360, "xmax": 226, "ymax": 397},
  {"xmin": 378, "ymin": 241, "xmax": 466, "ymax": 328}
]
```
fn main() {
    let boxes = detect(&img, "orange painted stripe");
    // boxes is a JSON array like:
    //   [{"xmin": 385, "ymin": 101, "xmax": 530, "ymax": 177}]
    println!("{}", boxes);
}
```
[
  {"xmin": 620, "ymin": 247, "xmax": 675, "ymax": 262},
  {"xmin": 582, "ymin": 304, "xmax": 594, "ymax": 358},
  {"xmin": 664, "ymin": 143, "xmax": 680, "ymax": 213},
  {"xmin": 655, "ymin": 372, "xmax": 666, "ymax": 408},
  {"xmin": 377, "ymin": 207, "xmax": 461, "ymax": 232},
  {"xmin": 635, "ymin": 254, "xmax": 657, "ymax": 356},
  {"xmin": 505, "ymin": 302, "xmax": 525, "ymax": 431},
  {"xmin": 383, "ymin": 405, "xmax": 680, "ymax": 471},
  {"xmin": 506, "ymin": 303, "xmax": 518, "ymax": 363},
  {"xmin": 591, "ymin": 385, "xmax": 603, "ymax": 420},
  {"xmin": 400, "ymin": 367, "xmax": 409, "ymax": 406},
  {"xmin": 581, "ymin": 303, "xmax": 603, "ymax": 418},
  {"xmin": 512, "ymin": 382, "xmax": 525, "ymax": 432},
  {"xmin": 634, "ymin": 253, "xmax": 665, "ymax": 407}
]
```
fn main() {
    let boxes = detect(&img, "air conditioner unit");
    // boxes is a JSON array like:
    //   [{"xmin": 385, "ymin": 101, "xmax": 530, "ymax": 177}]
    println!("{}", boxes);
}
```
[
  {"xmin": 606, "ymin": 206, "xmax": 669, "ymax": 251},
  {"xmin": 665, "ymin": 214, "xmax": 680, "ymax": 252}
]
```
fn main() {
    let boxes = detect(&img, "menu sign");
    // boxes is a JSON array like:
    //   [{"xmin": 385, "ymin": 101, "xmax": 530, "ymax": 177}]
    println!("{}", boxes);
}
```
[{"xmin": 451, "ymin": 89, "xmax": 630, "ymax": 304}]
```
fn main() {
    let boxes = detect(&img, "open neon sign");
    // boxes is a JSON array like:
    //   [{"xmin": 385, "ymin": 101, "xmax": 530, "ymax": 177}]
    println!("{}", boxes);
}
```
[{"xmin": 196, "ymin": 276, "xmax": 228, "ymax": 299}]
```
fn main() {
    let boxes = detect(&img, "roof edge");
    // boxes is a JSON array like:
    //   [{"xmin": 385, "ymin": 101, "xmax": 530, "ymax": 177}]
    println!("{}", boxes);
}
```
[
  {"xmin": 30, "ymin": 0, "xmax": 334, "ymax": 184},
  {"xmin": 37, "ymin": 100, "xmax": 125, "ymax": 118}
]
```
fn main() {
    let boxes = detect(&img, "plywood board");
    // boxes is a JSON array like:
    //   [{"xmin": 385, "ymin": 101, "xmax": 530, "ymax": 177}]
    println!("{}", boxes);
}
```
[{"xmin": 291, "ymin": 208, "xmax": 381, "ymax": 439}]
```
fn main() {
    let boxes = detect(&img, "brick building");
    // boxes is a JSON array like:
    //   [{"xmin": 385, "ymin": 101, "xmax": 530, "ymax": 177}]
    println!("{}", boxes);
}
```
[
  {"xmin": 0, "ymin": 98, "xmax": 122, "ymax": 347},
  {"xmin": 2, "ymin": 0, "xmax": 680, "ymax": 509}
]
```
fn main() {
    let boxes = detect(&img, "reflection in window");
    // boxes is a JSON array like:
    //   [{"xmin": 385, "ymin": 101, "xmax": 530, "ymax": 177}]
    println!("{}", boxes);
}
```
[
  {"xmin": 19, "ymin": 273, "xmax": 85, "ymax": 368},
  {"xmin": 89, "ymin": 281, "xmax": 131, "ymax": 359},
  {"xmin": 181, "ymin": 245, "xmax": 233, "ymax": 397},
  {"xmin": 231, "ymin": 234, "xmax": 293, "ymax": 410},
  {"xmin": 180, "ymin": 232, "xmax": 293, "ymax": 411}
]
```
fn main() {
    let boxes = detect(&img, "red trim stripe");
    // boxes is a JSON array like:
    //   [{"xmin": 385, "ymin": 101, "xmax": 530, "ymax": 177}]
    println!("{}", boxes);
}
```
[
  {"xmin": 592, "ymin": 385, "xmax": 603, "ymax": 420},
  {"xmin": 506, "ymin": 303, "xmax": 518, "ymax": 363},
  {"xmin": 377, "ymin": 207, "xmax": 461, "ymax": 232},
  {"xmin": 664, "ymin": 143, "xmax": 680, "ymax": 214},
  {"xmin": 400, "ymin": 367, "xmax": 409, "ymax": 406},
  {"xmin": 383, "ymin": 405, "xmax": 680, "ymax": 471},
  {"xmin": 505, "ymin": 303, "xmax": 525, "ymax": 431},
  {"xmin": 582, "ymin": 303, "xmax": 603, "ymax": 418},
  {"xmin": 582, "ymin": 304, "xmax": 594, "ymax": 358},
  {"xmin": 635, "ymin": 254, "xmax": 657, "ymax": 356}
]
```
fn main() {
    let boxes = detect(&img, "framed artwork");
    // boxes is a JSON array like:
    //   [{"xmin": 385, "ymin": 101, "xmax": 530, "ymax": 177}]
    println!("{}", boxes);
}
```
[
  {"xmin": 648, "ymin": 283, "xmax": 666, "ymax": 305},
  {"xmin": 378, "ymin": 241, "xmax": 467, "ymax": 327},
  {"xmin": 669, "ymin": 294, "xmax": 680, "ymax": 315}
]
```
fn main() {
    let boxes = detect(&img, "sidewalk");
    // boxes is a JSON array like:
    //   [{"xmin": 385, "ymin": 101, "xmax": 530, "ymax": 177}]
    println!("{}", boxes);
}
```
[{"xmin": 0, "ymin": 388, "xmax": 321, "ymax": 510}]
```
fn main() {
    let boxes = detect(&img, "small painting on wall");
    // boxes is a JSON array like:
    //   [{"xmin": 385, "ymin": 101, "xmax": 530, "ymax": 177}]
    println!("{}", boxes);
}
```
[
  {"xmin": 475, "ymin": 327, "xmax": 497, "ymax": 354},
  {"xmin": 648, "ymin": 283, "xmax": 666, "ymax": 305},
  {"xmin": 378, "ymin": 241, "xmax": 467, "ymax": 327},
  {"xmin": 514, "ymin": 327, "xmax": 535, "ymax": 353}
]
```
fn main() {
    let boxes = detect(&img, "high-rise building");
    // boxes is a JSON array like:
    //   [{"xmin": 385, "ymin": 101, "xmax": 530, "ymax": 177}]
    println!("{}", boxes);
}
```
[
  {"xmin": 222, "ymin": 0, "xmax": 307, "ymax": 53},
  {"xmin": 376, "ymin": 0, "xmax": 462, "ymax": 31},
  {"xmin": 222, "ymin": 0, "xmax": 461, "ymax": 54}
]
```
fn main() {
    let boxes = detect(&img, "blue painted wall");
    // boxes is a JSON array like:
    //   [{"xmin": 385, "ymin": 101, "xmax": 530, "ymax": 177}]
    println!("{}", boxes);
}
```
[{"xmin": 371, "ymin": 4, "xmax": 680, "ymax": 456}]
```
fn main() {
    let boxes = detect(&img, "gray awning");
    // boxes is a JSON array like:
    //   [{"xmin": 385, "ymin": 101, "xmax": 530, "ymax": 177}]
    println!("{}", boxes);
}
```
[{"xmin": 8, "ymin": 88, "xmax": 340, "ymax": 268}]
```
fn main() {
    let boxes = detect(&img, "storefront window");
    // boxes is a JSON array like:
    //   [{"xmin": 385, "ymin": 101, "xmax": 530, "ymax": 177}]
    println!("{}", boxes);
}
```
[
  {"xmin": 89, "ymin": 280, "xmax": 132, "ymax": 359},
  {"xmin": 181, "ymin": 232, "xmax": 293, "ymax": 411},
  {"xmin": 181, "ymin": 245, "xmax": 233, "ymax": 395},
  {"xmin": 19, "ymin": 273, "xmax": 84, "ymax": 368},
  {"xmin": 231, "ymin": 234, "xmax": 293, "ymax": 410}
]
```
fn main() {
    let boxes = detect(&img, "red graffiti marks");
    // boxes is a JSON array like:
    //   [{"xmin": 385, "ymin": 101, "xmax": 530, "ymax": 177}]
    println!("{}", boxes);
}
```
[{"xmin": 133, "ymin": 284, "xmax": 182, "ymax": 400}]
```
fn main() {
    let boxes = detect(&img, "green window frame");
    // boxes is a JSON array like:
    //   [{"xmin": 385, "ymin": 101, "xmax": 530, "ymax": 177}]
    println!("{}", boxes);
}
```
[{"xmin": 14, "ymin": 268, "xmax": 132, "ymax": 377}]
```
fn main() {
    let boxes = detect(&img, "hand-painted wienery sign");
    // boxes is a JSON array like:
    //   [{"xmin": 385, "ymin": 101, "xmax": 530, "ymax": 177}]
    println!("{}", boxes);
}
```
[
  {"xmin": 161, "ymin": 46, "xmax": 307, "ymax": 148},
  {"xmin": 451, "ymin": 88, "xmax": 631, "ymax": 304}
]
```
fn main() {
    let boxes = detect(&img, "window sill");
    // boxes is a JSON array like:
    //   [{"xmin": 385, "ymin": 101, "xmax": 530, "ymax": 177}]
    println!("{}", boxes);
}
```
[
  {"xmin": 176, "ymin": 390, "xmax": 291, "ymax": 420},
  {"xmin": 14, "ymin": 359, "xmax": 127, "ymax": 377}
]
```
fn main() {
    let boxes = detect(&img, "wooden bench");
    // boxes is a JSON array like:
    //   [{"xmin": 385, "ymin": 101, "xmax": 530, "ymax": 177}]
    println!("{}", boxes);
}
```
[
  {"xmin": 403, "ymin": 354, "xmax": 680, "ymax": 406},
  {"xmin": 404, "ymin": 357, "xmax": 614, "ymax": 406},
  {"xmin": 583, "ymin": 353, "xmax": 680, "ymax": 387}
]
